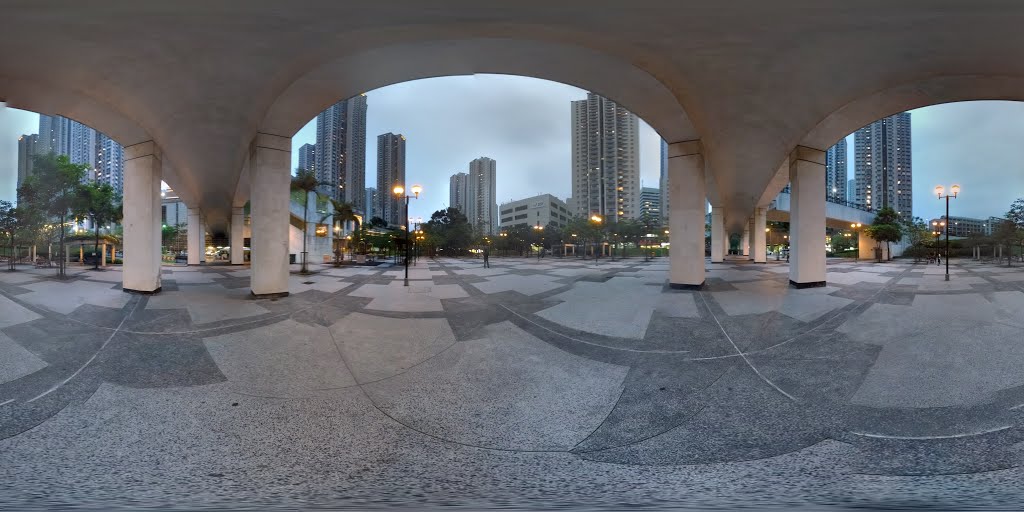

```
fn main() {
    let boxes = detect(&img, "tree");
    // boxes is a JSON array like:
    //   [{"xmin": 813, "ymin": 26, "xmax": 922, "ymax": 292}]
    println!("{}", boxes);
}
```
[
  {"xmin": 993, "ymin": 219, "xmax": 1019, "ymax": 267},
  {"xmin": 290, "ymin": 168, "xmax": 318, "ymax": 273},
  {"xmin": 1008, "ymin": 198, "xmax": 1024, "ymax": 262},
  {"xmin": 0, "ymin": 201, "xmax": 32, "ymax": 270},
  {"xmin": 866, "ymin": 206, "xmax": 904, "ymax": 261},
  {"xmin": 368, "ymin": 216, "xmax": 388, "ymax": 228},
  {"xmin": 74, "ymin": 182, "xmax": 122, "ymax": 270},
  {"xmin": 901, "ymin": 216, "xmax": 932, "ymax": 263},
  {"xmin": 20, "ymin": 154, "xmax": 88, "ymax": 277},
  {"xmin": 422, "ymin": 207, "xmax": 473, "ymax": 255},
  {"xmin": 329, "ymin": 199, "xmax": 359, "ymax": 263}
]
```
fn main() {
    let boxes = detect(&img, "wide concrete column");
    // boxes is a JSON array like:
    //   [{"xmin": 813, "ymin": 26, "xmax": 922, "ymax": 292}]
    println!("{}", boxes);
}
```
[
  {"xmin": 710, "ymin": 206, "xmax": 725, "ymax": 263},
  {"xmin": 741, "ymin": 226, "xmax": 750, "ymax": 257},
  {"xmin": 667, "ymin": 140, "xmax": 706, "ymax": 289},
  {"xmin": 249, "ymin": 133, "xmax": 291, "ymax": 298},
  {"xmin": 230, "ymin": 206, "xmax": 245, "ymax": 265},
  {"xmin": 122, "ymin": 141, "xmax": 162, "ymax": 294},
  {"xmin": 753, "ymin": 208, "xmax": 767, "ymax": 263},
  {"xmin": 788, "ymin": 146, "xmax": 827, "ymax": 288},
  {"xmin": 858, "ymin": 231, "xmax": 874, "ymax": 260},
  {"xmin": 187, "ymin": 209, "xmax": 203, "ymax": 265},
  {"xmin": 747, "ymin": 217, "xmax": 756, "ymax": 260}
]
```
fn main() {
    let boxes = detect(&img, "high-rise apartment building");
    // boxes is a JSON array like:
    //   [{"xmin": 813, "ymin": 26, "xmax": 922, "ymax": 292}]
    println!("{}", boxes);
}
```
[
  {"xmin": 376, "ymin": 133, "xmax": 406, "ymax": 226},
  {"xmin": 364, "ymin": 187, "xmax": 377, "ymax": 222},
  {"xmin": 659, "ymin": 139, "xmax": 669, "ymax": 223},
  {"xmin": 640, "ymin": 186, "xmax": 661, "ymax": 221},
  {"xmin": 449, "ymin": 172, "xmax": 469, "ymax": 215},
  {"xmin": 314, "ymin": 94, "xmax": 368, "ymax": 210},
  {"xmin": 94, "ymin": 133, "xmax": 124, "ymax": 191},
  {"xmin": 853, "ymin": 113, "xmax": 912, "ymax": 219},
  {"xmin": 297, "ymin": 143, "xmax": 315, "ymax": 173},
  {"xmin": 36, "ymin": 114, "xmax": 125, "ymax": 193},
  {"xmin": 17, "ymin": 134, "xmax": 39, "ymax": 188},
  {"xmin": 467, "ymin": 157, "xmax": 497, "ymax": 235},
  {"xmin": 570, "ymin": 93, "xmax": 640, "ymax": 222},
  {"xmin": 847, "ymin": 179, "xmax": 855, "ymax": 205},
  {"xmin": 825, "ymin": 138, "xmax": 847, "ymax": 202}
]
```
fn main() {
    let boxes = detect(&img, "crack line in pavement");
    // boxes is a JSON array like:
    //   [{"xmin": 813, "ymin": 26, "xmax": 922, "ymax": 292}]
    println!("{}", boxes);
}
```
[
  {"xmin": 25, "ymin": 295, "xmax": 144, "ymax": 404},
  {"xmin": 696, "ymin": 291, "xmax": 796, "ymax": 402}
]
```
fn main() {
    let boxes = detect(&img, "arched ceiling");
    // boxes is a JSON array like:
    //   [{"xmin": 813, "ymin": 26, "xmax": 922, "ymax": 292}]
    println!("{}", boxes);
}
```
[{"xmin": 4, "ymin": 1, "xmax": 1024, "ymax": 233}]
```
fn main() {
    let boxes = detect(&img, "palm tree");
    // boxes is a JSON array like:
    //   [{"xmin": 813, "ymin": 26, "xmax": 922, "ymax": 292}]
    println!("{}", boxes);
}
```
[
  {"xmin": 328, "ymin": 199, "xmax": 359, "ymax": 264},
  {"xmin": 290, "ymin": 168, "xmax": 318, "ymax": 273}
]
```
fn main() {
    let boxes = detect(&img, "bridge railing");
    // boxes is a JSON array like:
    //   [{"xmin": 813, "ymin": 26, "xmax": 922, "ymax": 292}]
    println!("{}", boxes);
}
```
[{"xmin": 775, "ymin": 186, "xmax": 875, "ymax": 213}]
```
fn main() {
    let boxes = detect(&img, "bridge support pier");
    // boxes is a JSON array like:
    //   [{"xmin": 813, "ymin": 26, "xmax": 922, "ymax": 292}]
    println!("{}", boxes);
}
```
[
  {"xmin": 122, "ymin": 141, "xmax": 163, "ymax": 294},
  {"xmin": 753, "ymin": 207, "xmax": 767, "ymax": 263},
  {"xmin": 788, "ymin": 146, "xmax": 826, "ymax": 288},
  {"xmin": 710, "ymin": 206, "xmax": 725, "ymax": 263},
  {"xmin": 187, "ymin": 209, "xmax": 205, "ymax": 265},
  {"xmin": 230, "ymin": 207, "xmax": 245, "ymax": 264},
  {"xmin": 249, "ymin": 133, "xmax": 291, "ymax": 298},
  {"xmin": 741, "ymin": 225, "xmax": 750, "ymax": 257},
  {"xmin": 668, "ymin": 140, "xmax": 707, "ymax": 289}
]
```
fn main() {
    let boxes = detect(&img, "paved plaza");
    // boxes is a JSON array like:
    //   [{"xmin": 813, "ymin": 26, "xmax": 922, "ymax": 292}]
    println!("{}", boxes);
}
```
[{"xmin": 3, "ymin": 256, "xmax": 1024, "ymax": 508}]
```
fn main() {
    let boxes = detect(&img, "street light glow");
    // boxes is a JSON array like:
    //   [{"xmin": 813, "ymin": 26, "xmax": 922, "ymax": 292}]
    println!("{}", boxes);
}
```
[{"xmin": 393, "ymin": 185, "xmax": 404, "ymax": 196}]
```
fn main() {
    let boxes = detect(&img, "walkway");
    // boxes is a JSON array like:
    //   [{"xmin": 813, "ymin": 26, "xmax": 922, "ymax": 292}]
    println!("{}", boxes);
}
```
[{"xmin": 2, "ymin": 257, "xmax": 1024, "ymax": 508}]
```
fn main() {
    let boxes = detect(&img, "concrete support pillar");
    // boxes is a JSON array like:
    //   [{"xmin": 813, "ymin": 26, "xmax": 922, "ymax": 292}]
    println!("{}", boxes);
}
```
[
  {"xmin": 249, "ymin": 133, "xmax": 291, "ymax": 298},
  {"xmin": 753, "ymin": 208, "xmax": 767, "ymax": 263},
  {"xmin": 858, "ymin": 231, "xmax": 877, "ymax": 260},
  {"xmin": 230, "ymin": 206, "xmax": 245, "ymax": 265},
  {"xmin": 101, "ymin": 243, "xmax": 107, "ymax": 267},
  {"xmin": 711, "ymin": 206, "xmax": 725, "ymax": 263},
  {"xmin": 741, "ymin": 226, "xmax": 750, "ymax": 257},
  {"xmin": 748, "ymin": 217, "xmax": 756, "ymax": 259},
  {"xmin": 187, "ymin": 209, "xmax": 203, "ymax": 265},
  {"xmin": 122, "ymin": 141, "xmax": 162, "ymax": 294},
  {"xmin": 667, "ymin": 140, "xmax": 707, "ymax": 289},
  {"xmin": 79, "ymin": 246, "xmax": 84, "ymax": 265},
  {"xmin": 788, "ymin": 146, "xmax": 827, "ymax": 288}
]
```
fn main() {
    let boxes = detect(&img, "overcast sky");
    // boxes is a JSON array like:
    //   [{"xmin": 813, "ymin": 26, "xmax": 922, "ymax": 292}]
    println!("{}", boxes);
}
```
[{"xmin": 3, "ymin": 78, "xmax": 1024, "ymax": 224}]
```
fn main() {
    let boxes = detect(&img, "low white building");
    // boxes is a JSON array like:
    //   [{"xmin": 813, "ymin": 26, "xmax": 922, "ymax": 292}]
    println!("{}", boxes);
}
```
[{"xmin": 499, "ymin": 194, "xmax": 572, "ymax": 230}]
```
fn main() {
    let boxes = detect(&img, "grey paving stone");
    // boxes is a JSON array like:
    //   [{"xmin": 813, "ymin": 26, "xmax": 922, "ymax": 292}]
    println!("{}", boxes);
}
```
[
  {"xmin": 0, "ymin": 331, "xmax": 47, "ymax": 385},
  {"xmin": 363, "ymin": 321, "xmax": 628, "ymax": 450},
  {"xmin": 204, "ymin": 319, "xmax": 354, "ymax": 398}
]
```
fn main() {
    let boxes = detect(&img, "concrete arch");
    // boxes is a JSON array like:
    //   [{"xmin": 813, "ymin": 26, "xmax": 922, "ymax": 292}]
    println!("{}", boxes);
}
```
[
  {"xmin": 799, "ymin": 75, "xmax": 1024, "ymax": 151},
  {"xmin": 0, "ymin": 76, "xmax": 191, "ymax": 205},
  {"xmin": 259, "ymin": 38, "xmax": 699, "ymax": 144}
]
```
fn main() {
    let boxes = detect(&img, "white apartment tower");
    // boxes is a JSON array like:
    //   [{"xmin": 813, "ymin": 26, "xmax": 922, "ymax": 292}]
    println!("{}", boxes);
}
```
[
  {"xmin": 853, "ymin": 112, "xmax": 912, "ymax": 219},
  {"xmin": 467, "ymin": 157, "xmax": 497, "ymax": 235},
  {"xmin": 314, "ymin": 94, "xmax": 368, "ymax": 211},
  {"xmin": 570, "ymin": 93, "xmax": 640, "ymax": 222},
  {"xmin": 449, "ymin": 172, "xmax": 469, "ymax": 215},
  {"xmin": 825, "ymin": 138, "xmax": 847, "ymax": 202},
  {"xmin": 376, "ymin": 133, "xmax": 406, "ymax": 226}
]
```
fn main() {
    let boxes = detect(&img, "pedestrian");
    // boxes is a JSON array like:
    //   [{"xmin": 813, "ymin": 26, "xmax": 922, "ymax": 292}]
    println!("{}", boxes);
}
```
[
  {"xmin": 936, "ymin": 252, "xmax": 941, "ymax": 266},
  {"xmin": 483, "ymin": 247, "xmax": 490, "ymax": 268}
]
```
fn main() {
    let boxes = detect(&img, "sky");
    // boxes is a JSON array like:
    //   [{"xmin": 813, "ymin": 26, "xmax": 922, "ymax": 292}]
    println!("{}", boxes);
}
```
[{"xmin": 3, "ymin": 80, "xmax": 1024, "ymax": 223}]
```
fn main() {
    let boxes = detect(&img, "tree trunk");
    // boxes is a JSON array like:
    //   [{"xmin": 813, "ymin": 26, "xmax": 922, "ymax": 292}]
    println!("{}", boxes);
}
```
[
  {"xmin": 58, "ymin": 213, "xmax": 66, "ymax": 277},
  {"xmin": 94, "ymin": 223, "xmax": 101, "ymax": 270}
]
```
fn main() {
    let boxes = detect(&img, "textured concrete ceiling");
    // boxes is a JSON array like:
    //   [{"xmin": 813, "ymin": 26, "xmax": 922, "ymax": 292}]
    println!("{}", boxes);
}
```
[{"xmin": 4, "ymin": 0, "xmax": 1024, "ymax": 232}]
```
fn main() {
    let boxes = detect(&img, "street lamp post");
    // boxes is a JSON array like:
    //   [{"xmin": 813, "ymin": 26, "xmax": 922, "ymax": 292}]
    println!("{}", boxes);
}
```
[
  {"xmin": 393, "ymin": 184, "xmax": 422, "ymax": 286},
  {"xmin": 935, "ymin": 184, "xmax": 960, "ymax": 281},
  {"xmin": 590, "ymin": 215, "xmax": 603, "ymax": 262}
]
